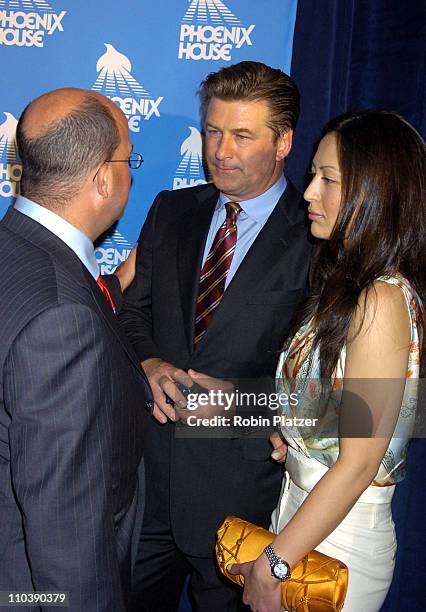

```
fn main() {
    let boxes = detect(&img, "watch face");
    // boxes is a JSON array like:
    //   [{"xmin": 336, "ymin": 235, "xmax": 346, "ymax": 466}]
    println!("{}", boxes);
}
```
[{"xmin": 273, "ymin": 561, "xmax": 290, "ymax": 581}]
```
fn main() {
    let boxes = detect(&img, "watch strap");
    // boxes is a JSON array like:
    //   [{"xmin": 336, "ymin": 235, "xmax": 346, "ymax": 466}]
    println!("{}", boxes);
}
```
[
  {"xmin": 264, "ymin": 544, "xmax": 280, "ymax": 565},
  {"xmin": 264, "ymin": 544, "xmax": 291, "ymax": 582}
]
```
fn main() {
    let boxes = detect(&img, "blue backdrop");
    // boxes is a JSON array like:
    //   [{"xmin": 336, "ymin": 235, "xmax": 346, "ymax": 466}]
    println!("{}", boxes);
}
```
[{"xmin": 0, "ymin": 0, "xmax": 297, "ymax": 272}]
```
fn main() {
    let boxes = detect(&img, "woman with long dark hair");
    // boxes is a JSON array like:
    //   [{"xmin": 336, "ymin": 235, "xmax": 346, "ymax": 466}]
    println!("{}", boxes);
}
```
[{"xmin": 229, "ymin": 110, "xmax": 425, "ymax": 611}]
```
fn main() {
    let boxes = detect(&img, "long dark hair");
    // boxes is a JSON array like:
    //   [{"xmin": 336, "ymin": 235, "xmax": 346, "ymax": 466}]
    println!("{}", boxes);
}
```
[{"xmin": 290, "ymin": 110, "xmax": 425, "ymax": 377}]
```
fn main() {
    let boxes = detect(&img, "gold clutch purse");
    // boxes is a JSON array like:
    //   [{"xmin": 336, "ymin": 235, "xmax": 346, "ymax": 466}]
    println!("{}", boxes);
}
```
[{"xmin": 216, "ymin": 516, "xmax": 348, "ymax": 612}]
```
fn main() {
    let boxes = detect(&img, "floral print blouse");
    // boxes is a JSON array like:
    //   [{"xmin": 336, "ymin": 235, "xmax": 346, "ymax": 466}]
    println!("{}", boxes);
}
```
[{"xmin": 276, "ymin": 275, "xmax": 423, "ymax": 486}]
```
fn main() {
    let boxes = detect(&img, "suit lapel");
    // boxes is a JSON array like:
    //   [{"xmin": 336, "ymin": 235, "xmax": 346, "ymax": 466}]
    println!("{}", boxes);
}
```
[
  {"xmin": 83, "ymin": 268, "xmax": 147, "ymax": 374},
  {"xmin": 177, "ymin": 185, "xmax": 218, "ymax": 350},
  {"xmin": 193, "ymin": 181, "xmax": 305, "ymax": 349},
  {"xmin": 2, "ymin": 206, "xmax": 145, "ymax": 376}
]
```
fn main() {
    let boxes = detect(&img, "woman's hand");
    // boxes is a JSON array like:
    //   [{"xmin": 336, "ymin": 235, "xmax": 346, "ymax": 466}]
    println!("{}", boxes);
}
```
[
  {"xmin": 270, "ymin": 431, "xmax": 288, "ymax": 463},
  {"xmin": 228, "ymin": 554, "xmax": 282, "ymax": 612}
]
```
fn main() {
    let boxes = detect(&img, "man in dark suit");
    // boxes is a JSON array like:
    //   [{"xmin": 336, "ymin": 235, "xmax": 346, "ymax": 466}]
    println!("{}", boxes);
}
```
[
  {"xmin": 0, "ymin": 88, "xmax": 151, "ymax": 611},
  {"xmin": 120, "ymin": 61, "xmax": 313, "ymax": 611}
]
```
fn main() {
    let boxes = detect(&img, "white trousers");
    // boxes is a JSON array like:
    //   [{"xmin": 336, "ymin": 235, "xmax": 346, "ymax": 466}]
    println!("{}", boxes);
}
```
[{"xmin": 270, "ymin": 448, "xmax": 396, "ymax": 612}]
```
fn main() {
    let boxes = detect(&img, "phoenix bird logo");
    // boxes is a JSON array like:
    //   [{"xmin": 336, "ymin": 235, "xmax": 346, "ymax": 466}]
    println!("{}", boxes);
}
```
[
  {"xmin": 175, "ymin": 126, "xmax": 208, "ymax": 177},
  {"xmin": 182, "ymin": 0, "xmax": 240, "ymax": 24},
  {"xmin": 0, "ymin": 113, "xmax": 18, "ymax": 162},
  {"xmin": 92, "ymin": 43, "xmax": 150, "ymax": 98},
  {"xmin": 97, "ymin": 228, "xmax": 133, "ymax": 250},
  {"xmin": 0, "ymin": 0, "xmax": 55, "ymax": 12},
  {"xmin": 95, "ymin": 228, "xmax": 133, "ymax": 273}
]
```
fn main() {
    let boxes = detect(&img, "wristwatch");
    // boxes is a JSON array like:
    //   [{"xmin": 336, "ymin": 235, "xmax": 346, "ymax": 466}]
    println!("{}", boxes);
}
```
[{"xmin": 263, "ymin": 544, "xmax": 291, "ymax": 582}]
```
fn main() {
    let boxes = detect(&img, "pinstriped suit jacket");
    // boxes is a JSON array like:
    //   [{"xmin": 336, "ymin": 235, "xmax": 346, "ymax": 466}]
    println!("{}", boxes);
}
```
[{"xmin": 0, "ymin": 206, "xmax": 151, "ymax": 611}]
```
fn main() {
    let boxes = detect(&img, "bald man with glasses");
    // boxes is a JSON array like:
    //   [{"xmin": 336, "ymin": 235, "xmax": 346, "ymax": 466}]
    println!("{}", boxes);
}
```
[{"xmin": 0, "ymin": 88, "xmax": 151, "ymax": 611}]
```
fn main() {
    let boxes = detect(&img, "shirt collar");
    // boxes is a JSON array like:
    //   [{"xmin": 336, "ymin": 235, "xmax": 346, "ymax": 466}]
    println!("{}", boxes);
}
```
[
  {"xmin": 218, "ymin": 174, "xmax": 287, "ymax": 225},
  {"xmin": 14, "ymin": 195, "xmax": 99, "ymax": 279}
]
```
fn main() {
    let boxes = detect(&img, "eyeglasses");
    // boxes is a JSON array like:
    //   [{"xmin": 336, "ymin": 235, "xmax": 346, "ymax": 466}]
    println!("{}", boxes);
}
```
[{"xmin": 105, "ymin": 152, "xmax": 144, "ymax": 169}]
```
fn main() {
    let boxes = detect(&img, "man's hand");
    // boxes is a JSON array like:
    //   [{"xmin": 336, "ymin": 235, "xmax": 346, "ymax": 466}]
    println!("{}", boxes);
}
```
[
  {"xmin": 142, "ymin": 357, "xmax": 193, "ymax": 424},
  {"xmin": 175, "ymin": 368, "xmax": 235, "ymax": 423},
  {"xmin": 270, "ymin": 432, "xmax": 287, "ymax": 463},
  {"xmin": 228, "ymin": 554, "xmax": 282, "ymax": 611},
  {"xmin": 114, "ymin": 244, "xmax": 138, "ymax": 292}
]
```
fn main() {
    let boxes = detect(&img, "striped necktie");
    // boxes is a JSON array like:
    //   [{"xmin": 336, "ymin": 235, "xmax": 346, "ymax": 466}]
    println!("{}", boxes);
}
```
[{"xmin": 194, "ymin": 202, "xmax": 241, "ymax": 345}]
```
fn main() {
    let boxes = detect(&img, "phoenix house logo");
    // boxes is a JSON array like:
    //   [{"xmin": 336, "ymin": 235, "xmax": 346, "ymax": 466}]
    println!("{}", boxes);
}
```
[
  {"xmin": 0, "ymin": 0, "xmax": 66, "ymax": 48},
  {"xmin": 0, "ymin": 112, "xmax": 21, "ymax": 200},
  {"xmin": 92, "ymin": 43, "xmax": 163, "ymax": 133},
  {"xmin": 95, "ymin": 228, "xmax": 133, "ymax": 275},
  {"xmin": 173, "ymin": 126, "xmax": 208, "ymax": 190},
  {"xmin": 178, "ymin": 0, "xmax": 255, "ymax": 61}
]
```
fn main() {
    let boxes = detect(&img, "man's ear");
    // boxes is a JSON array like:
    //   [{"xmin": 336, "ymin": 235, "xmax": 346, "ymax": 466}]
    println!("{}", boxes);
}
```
[
  {"xmin": 276, "ymin": 129, "xmax": 293, "ymax": 161},
  {"xmin": 94, "ymin": 162, "xmax": 110, "ymax": 199}
]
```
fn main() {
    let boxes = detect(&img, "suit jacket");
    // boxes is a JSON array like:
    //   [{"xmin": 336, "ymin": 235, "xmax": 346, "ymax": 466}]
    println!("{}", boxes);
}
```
[
  {"xmin": 120, "ymin": 181, "xmax": 313, "ymax": 556},
  {"xmin": 0, "ymin": 206, "xmax": 152, "ymax": 611}
]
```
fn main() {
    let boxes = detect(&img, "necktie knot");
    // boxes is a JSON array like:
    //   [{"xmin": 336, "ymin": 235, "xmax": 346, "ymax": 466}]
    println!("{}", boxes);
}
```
[{"xmin": 225, "ymin": 201, "xmax": 241, "ymax": 223}]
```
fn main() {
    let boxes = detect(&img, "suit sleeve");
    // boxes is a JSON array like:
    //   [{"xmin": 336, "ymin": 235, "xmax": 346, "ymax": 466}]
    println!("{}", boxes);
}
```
[
  {"xmin": 118, "ymin": 192, "xmax": 164, "ymax": 362},
  {"xmin": 4, "ymin": 304, "xmax": 126, "ymax": 612}
]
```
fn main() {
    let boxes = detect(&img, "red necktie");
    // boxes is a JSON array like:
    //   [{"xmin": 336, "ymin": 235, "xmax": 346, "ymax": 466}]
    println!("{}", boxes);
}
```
[
  {"xmin": 194, "ymin": 202, "xmax": 241, "ymax": 345},
  {"xmin": 97, "ymin": 275, "xmax": 116, "ymax": 314}
]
